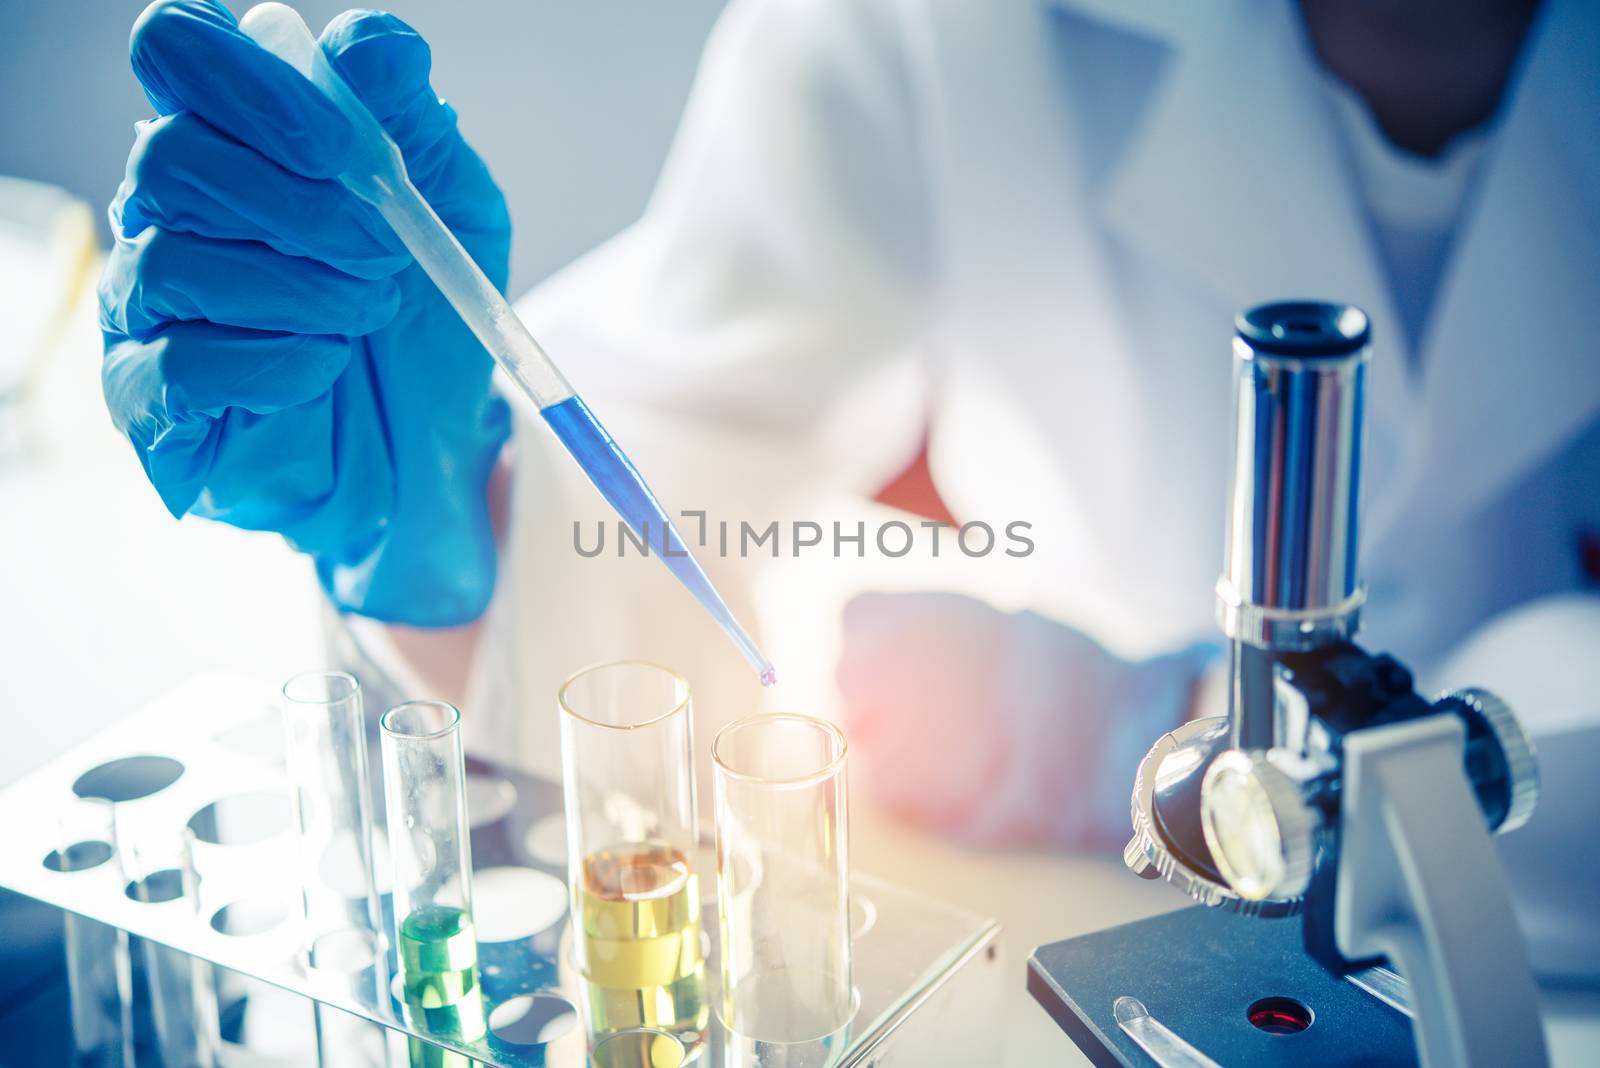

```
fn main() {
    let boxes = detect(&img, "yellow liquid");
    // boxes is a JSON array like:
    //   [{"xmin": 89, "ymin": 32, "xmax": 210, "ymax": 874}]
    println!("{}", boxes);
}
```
[{"xmin": 578, "ymin": 844, "xmax": 709, "ymax": 1036}]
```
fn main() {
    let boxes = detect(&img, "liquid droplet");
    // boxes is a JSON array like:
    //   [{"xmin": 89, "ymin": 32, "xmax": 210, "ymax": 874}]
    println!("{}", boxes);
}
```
[{"xmin": 759, "ymin": 667, "xmax": 778, "ymax": 688}]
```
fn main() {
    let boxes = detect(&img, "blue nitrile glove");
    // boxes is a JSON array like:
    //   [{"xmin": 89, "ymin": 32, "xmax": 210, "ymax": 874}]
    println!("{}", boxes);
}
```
[
  {"xmin": 99, "ymin": 1, "xmax": 511, "ymax": 625},
  {"xmin": 838, "ymin": 592, "xmax": 1221, "ymax": 851}
]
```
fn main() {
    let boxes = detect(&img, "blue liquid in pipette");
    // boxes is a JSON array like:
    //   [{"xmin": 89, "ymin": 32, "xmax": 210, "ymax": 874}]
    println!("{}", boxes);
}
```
[{"xmin": 542, "ymin": 396, "xmax": 776, "ymax": 687}]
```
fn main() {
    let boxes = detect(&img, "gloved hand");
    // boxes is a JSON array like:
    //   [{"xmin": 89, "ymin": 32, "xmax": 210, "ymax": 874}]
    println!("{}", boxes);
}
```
[
  {"xmin": 837, "ymin": 592, "xmax": 1219, "ymax": 851},
  {"xmin": 99, "ymin": 1, "xmax": 511, "ymax": 626}
]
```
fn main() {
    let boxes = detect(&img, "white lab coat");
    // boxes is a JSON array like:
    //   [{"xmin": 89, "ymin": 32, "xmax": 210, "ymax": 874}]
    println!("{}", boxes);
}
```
[{"xmin": 468, "ymin": 0, "xmax": 1600, "ymax": 978}]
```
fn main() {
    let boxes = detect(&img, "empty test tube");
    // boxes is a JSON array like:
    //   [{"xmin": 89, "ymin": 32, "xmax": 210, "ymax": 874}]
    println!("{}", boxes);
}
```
[
  {"xmin": 281, "ymin": 671, "xmax": 390, "ymax": 1067},
  {"xmin": 713, "ymin": 714, "xmax": 853, "ymax": 1050},
  {"xmin": 54, "ymin": 798, "xmax": 133, "ymax": 1068}
]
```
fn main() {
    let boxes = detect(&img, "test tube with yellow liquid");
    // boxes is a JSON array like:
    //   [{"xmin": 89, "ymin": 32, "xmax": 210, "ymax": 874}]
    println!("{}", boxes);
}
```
[{"xmin": 559, "ymin": 664, "xmax": 710, "ymax": 1044}]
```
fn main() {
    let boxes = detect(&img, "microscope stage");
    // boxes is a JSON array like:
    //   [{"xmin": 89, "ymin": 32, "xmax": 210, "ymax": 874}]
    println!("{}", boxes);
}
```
[{"xmin": 1028, "ymin": 906, "xmax": 1417, "ymax": 1067}]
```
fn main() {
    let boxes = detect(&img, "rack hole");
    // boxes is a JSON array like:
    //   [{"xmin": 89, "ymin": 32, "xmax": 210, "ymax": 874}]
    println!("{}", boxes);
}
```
[
  {"xmin": 488, "ymin": 993, "xmax": 577, "ymax": 1046},
  {"xmin": 73, "ymin": 756, "xmax": 184, "ymax": 803},
  {"xmin": 44, "ymin": 840, "xmax": 114, "ymax": 873},
  {"xmin": 851, "ymin": 894, "xmax": 878, "ymax": 938},
  {"xmin": 212, "ymin": 715, "xmax": 286, "ymax": 766},
  {"xmin": 310, "ymin": 927, "xmax": 381, "ymax": 975},
  {"xmin": 1248, "ymin": 996, "xmax": 1313, "ymax": 1034},
  {"xmin": 591, "ymin": 1028, "xmax": 685, "ymax": 1068},
  {"xmin": 523, "ymin": 815, "xmax": 567, "ymax": 868},
  {"xmin": 466, "ymin": 773, "xmax": 518, "ymax": 828},
  {"xmin": 126, "ymin": 868, "xmax": 186, "ymax": 904},
  {"xmin": 474, "ymin": 867, "xmax": 567, "ymax": 942},
  {"xmin": 211, "ymin": 898, "xmax": 289, "ymax": 937},
  {"xmin": 188, "ymin": 791, "xmax": 291, "ymax": 846}
]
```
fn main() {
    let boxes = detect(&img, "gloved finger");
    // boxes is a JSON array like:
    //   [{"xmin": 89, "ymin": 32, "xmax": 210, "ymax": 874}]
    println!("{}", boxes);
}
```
[
  {"xmin": 130, "ymin": 0, "xmax": 356, "ymax": 179},
  {"xmin": 839, "ymin": 591, "xmax": 962, "ymax": 739},
  {"xmin": 838, "ymin": 591, "xmax": 1005, "ymax": 689},
  {"xmin": 103, "ymin": 320, "xmax": 353, "ymax": 439},
  {"xmin": 321, "ymin": 11, "xmax": 510, "ymax": 246},
  {"xmin": 114, "ymin": 112, "xmax": 408, "ymax": 281},
  {"xmin": 190, "ymin": 367, "xmax": 394, "ymax": 562},
  {"xmin": 100, "ymin": 227, "xmax": 400, "ymax": 339},
  {"xmin": 836, "ymin": 590, "xmax": 1013, "ymax": 824}
]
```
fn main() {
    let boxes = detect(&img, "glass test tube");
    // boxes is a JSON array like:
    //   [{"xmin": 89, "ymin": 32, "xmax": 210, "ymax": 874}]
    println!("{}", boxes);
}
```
[
  {"xmin": 713, "ymin": 714, "xmax": 853, "ymax": 1045},
  {"xmin": 380, "ymin": 700, "xmax": 485, "ymax": 1066},
  {"xmin": 120, "ymin": 828, "xmax": 218, "ymax": 1068},
  {"xmin": 54, "ymin": 798, "xmax": 133, "ymax": 1068},
  {"xmin": 282, "ymin": 671, "xmax": 391, "ymax": 1068},
  {"xmin": 557, "ymin": 663, "xmax": 708, "ymax": 1042}
]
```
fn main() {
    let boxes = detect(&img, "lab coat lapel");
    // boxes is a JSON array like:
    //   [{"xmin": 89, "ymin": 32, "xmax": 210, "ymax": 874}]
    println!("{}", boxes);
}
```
[
  {"xmin": 1087, "ymin": 0, "xmax": 1412, "ymax": 520},
  {"xmin": 1408, "ymin": 0, "xmax": 1600, "ymax": 529},
  {"xmin": 1094, "ymin": 0, "xmax": 1400, "ymax": 333}
]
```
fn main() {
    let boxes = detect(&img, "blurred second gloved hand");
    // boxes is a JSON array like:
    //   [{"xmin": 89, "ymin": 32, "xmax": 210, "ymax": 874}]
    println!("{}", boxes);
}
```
[
  {"xmin": 838, "ymin": 592, "xmax": 1219, "ymax": 851},
  {"xmin": 99, "ymin": 1, "xmax": 511, "ymax": 625}
]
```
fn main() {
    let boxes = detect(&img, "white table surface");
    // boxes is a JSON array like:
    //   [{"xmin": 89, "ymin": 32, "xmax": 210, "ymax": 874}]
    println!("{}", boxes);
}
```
[{"xmin": 4, "ymin": 272, "xmax": 1595, "ymax": 1067}]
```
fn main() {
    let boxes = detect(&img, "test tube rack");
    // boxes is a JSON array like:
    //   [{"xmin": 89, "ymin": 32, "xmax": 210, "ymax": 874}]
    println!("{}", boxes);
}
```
[{"xmin": 0, "ymin": 675, "xmax": 1000, "ymax": 1067}]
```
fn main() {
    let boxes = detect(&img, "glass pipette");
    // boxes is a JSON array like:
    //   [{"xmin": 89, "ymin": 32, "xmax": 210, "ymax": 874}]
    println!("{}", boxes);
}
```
[{"xmin": 240, "ymin": 3, "xmax": 776, "ymax": 686}]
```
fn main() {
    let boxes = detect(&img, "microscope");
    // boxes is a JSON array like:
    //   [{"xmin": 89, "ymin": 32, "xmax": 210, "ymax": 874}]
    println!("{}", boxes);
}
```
[{"xmin": 1029, "ymin": 303, "xmax": 1548, "ymax": 1067}]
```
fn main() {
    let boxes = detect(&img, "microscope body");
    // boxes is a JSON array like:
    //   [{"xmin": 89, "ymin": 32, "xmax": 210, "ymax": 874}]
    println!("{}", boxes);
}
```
[
  {"xmin": 1180, "ymin": 636, "xmax": 1546, "ymax": 1067},
  {"xmin": 1057, "ymin": 304, "xmax": 1548, "ymax": 1067}
]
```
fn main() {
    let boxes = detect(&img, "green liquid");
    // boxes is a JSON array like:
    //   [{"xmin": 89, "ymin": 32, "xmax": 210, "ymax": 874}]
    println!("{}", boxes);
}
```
[{"xmin": 398, "ymin": 906, "xmax": 486, "ymax": 1067}]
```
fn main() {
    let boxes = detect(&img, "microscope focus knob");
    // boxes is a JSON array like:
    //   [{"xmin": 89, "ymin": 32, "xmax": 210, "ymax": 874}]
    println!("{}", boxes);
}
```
[
  {"xmin": 1200, "ymin": 750, "xmax": 1320, "ymax": 902},
  {"xmin": 1445, "ymin": 687, "xmax": 1540, "ymax": 834}
]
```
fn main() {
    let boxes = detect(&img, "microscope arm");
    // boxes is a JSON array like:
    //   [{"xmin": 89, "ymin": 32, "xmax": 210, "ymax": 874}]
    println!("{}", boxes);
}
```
[{"xmin": 1335, "ymin": 715, "xmax": 1547, "ymax": 1067}]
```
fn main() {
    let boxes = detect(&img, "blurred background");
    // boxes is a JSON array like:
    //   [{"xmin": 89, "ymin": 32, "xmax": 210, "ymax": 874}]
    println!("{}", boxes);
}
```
[{"xmin": 0, "ymin": 0, "xmax": 727, "ymax": 297}]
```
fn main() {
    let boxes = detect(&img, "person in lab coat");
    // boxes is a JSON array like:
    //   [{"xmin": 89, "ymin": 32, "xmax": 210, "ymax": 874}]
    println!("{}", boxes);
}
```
[{"xmin": 100, "ymin": 0, "xmax": 1597, "ymax": 980}]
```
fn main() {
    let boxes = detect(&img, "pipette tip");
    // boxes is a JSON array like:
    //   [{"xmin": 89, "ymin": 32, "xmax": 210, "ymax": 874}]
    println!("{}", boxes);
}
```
[{"xmin": 759, "ymin": 667, "xmax": 778, "ymax": 688}]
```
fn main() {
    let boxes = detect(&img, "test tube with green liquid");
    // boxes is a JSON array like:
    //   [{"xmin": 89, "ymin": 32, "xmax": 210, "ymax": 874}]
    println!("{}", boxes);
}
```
[{"xmin": 380, "ymin": 701, "xmax": 485, "ymax": 1067}]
